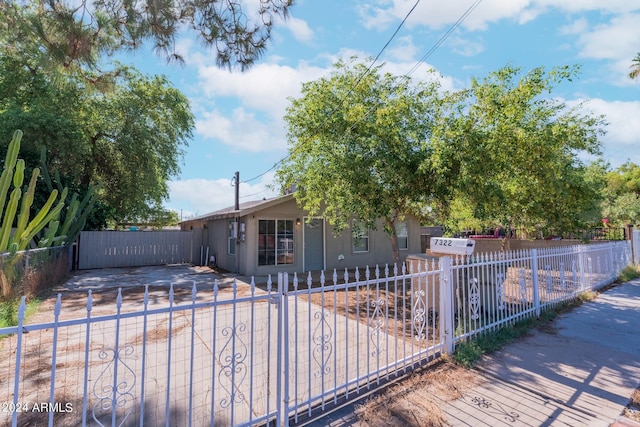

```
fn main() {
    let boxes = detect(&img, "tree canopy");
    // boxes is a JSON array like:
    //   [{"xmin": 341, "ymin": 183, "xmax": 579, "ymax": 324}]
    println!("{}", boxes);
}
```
[
  {"xmin": 276, "ymin": 58, "xmax": 453, "ymax": 265},
  {"xmin": 0, "ymin": 0, "xmax": 294, "ymax": 71},
  {"xmin": 0, "ymin": 1, "xmax": 294, "ymax": 230},
  {"xmin": 278, "ymin": 60, "xmax": 608, "ymax": 262},
  {"xmin": 0, "ymin": 52, "xmax": 194, "ymax": 228},
  {"xmin": 435, "ymin": 65, "xmax": 606, "ymax": 238},
  {"xmin": 602, "ymin": 161, "xmax": 640, "ymax": 225}
]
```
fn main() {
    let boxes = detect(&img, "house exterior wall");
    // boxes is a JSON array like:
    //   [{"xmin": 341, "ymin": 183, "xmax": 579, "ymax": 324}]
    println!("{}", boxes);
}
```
[
  {"xmin": 181, "ymin": 197, "xmax": 422, "ymax": 276},
  {"xmin": 207, "ymin": 218, "xmax": 239, "ymax": 273},
  {"xmin": 321, "ymin": 217, "xmax": 421, "ymax": 273}
]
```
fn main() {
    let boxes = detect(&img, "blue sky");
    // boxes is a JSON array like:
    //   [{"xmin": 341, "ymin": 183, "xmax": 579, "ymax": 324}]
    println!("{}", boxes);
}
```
[{"xmin": 120, "ymin": 0, "xmax": 640, "ymax": 219}]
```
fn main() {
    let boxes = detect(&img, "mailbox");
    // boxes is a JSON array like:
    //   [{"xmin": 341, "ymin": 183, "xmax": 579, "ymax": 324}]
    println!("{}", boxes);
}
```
[{"xmin": 429, "ymin": 237, "xmax": 475, "ymax": 256}]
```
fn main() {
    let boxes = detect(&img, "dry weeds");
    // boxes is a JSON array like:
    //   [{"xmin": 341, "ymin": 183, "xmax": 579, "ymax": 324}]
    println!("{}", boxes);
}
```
[
  {"xmin": 624, "ymin": 387, "xmax": 640, "ymax": 423},
  {"xmin": 355, "ymin": 360, "xmax": 479, "ymax": 427},
  {"xmin": 299, "ymin": 286, "xmax": 441, "ymax": 350}
]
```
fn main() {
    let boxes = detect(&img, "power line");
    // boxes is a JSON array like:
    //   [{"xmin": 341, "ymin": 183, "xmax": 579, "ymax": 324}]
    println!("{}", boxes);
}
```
[
  {"xmin": 240, "ymin": 188, "xmax": 269, "ymax": 199},
  {"xmin": 406, "ymin": 0, "xmax": 482, "ymax": 77},
  {"xmin": 242, "ymin": 0, "xmax": 482, "ymax": 185},
  {"xmin": 241, "ymin": 0, "xmax": 422, "ymax": 184}
]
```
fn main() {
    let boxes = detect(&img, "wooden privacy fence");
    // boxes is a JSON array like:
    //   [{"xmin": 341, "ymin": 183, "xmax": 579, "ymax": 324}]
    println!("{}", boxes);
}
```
[{"xmin": 77, "ymin": 231, "xmax": 194, "ymax": 269}]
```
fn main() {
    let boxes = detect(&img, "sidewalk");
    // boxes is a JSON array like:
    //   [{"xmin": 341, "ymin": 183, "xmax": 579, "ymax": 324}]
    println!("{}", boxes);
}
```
[{"xmin": 311, "ymin": 278, "xmax": 640, "ymax": 427}]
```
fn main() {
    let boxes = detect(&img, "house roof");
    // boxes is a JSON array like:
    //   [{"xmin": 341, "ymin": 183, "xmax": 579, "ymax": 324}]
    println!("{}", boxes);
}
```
[{"xmin": 179, "ymin": 193, "xmax": 295, "ymax": 224}]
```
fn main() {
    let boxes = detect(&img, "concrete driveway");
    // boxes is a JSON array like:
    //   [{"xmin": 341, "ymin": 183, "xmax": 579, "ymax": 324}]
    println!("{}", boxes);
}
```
[{"xmin": 1, "ymin": 264, "xmax": 404, "ymax": 427}]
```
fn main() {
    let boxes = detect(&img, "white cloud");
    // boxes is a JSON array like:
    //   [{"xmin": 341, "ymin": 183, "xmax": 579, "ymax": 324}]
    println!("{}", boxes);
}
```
[
  {"xmin": 195, "ymin": 108, "xmax": 287, "ymax": 152},
  {"xmin": 359, "ymin": 0, "xmax": 530, "ymax": 32},
  {"xmin": 167, "ymin": 174, "xmax": 278, "ymax": 218},
  {"xmin": 570, "ymin": 98, "xmax": 640, "ymax": 167},
  {"xmin": 286, "ymin": 16, "xmax": 314, "ymax": 42},
  {"xmin": 357, "ymin": 1, "xmax": 640, "ymax": 86},
  {"xmin": 385, "ymin": 36, "xmax": 419, "ymax": 62},
  {"xmin": 358, "ymin": 0, "xmax": 640, "ymax": 32},
  {"xmin": 570, "ymin": 14, "xmax": 640, "ymax": 85},
  {"xmin": 189, "ymin": 59, "xmax": 332, "ymax": 152},
  {"xmin": 560, "ymin": 18, "xmax": 589, "ymax": 36},
  {"xmin": 197, "ymin": 62, "xmax": 328, "ymax": 117},
  {"xmin": 193, "ymin": 49, "xmax": 463, "ymax": 151},
  {"xmin": 575, "ymin": 14, "xmax": 640, "ymax": 61},
  {"xmin": 447, "ymin": 35, "xmax": 484, "ymax": 57},
  {"xmin": 531, "ymin": 0, "xmax": 640, "ymax": 14}
]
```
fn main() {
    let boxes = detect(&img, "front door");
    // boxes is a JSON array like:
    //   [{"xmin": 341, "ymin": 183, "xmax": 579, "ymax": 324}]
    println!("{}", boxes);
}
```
[{"xmin": 304, "ymin": 218, "xmax": 324, "ymax": 271}]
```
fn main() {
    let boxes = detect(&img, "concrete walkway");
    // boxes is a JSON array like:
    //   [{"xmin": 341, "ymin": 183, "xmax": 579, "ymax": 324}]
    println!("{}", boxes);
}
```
[{"xmin": 313, "ymin": 278, "xmax": 640, "ymax": 427}]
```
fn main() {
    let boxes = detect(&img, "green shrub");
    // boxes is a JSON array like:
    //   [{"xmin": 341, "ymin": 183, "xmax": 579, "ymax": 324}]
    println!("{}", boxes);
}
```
[
  {"xmin": 0, "ymin": 297, "xmax": 39, "ymax": 328},
  {"xmin": 618, "ymin": 265, "xmax": 640, "ymax": 283}
]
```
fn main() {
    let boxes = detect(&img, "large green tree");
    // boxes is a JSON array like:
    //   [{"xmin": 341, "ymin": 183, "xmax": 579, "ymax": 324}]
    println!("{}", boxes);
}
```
[
  {"xmin": 276, "ymin": 59, "xmax": 452, "ymax": 266},
  {"xmin": 0, "ymin": 0, "xmax": 294, "ymax": 71},
  {"xmin": 0, "ymin": 53, "xmax": 194, "ymax": 227},
  {"xmin": 602, "ymin": 161, "xmax": 640, "ymax": 225},
  {"xmin": 434, "ymin": 65, "xmax": 606, "ymax": 239}
]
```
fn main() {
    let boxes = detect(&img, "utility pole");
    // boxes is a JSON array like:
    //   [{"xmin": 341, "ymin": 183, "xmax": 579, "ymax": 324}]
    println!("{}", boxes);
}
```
[{"xmin": 234, "ymin": 171, "xmax": 240, "ymax": 211}]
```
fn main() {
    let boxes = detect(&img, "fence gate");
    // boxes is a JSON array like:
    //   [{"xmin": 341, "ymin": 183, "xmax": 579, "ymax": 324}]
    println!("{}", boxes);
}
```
[
  {"xmin": 278, "ymin": 262, "xmax": 446, "ymax": 425},
  {"xmin": 77, "ymin": 230, "xmax": 193, "ymax": 269}
]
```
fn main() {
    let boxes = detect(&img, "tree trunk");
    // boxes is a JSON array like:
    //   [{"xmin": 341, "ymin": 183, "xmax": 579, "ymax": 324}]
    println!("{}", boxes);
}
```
[{"xmin": 385, "ymin": 218, "xmax": 401, "ymax": 268}]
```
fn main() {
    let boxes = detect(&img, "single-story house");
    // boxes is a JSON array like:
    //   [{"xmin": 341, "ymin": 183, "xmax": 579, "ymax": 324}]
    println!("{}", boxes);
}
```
[{"xmin": 179, "ymin": 194, "xmax": 422, "ymax": 276}]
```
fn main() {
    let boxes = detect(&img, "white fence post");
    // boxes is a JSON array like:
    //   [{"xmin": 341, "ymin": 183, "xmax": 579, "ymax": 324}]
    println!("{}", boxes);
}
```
[
  {"xmin": 608, "ymin": 244, "xmax": 615, "ymax": 281},
  {"xmin": 531, "ymin": 249, "xmax": 540, "ymax": 317},
  {"xmin": 11, "ymin": 297, "xmax": 26, "ymax": 427},
  {"xmin": 439, "ymin": 256, "xmax": 454, "ymax": 355},
  {"xmin": 48, "ymin": 295, "xmax": 62, "ymax": 427},
  {"xmin": 633, "ymin": 230, "xmax": 640, "ymax": 265},
  {"xmin": 277, "ymin": 272, "xmax": 289, "ymax": 427},
  {"xmin": 578, "ymin": 245, "xmax": 586, "ymax": 290}
]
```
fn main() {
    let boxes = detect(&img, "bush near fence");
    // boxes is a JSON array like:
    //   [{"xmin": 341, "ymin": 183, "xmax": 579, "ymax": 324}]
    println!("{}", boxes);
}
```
[{"xmin": 0, "ymin": 246, "xmax": 68, "ymax": 299}]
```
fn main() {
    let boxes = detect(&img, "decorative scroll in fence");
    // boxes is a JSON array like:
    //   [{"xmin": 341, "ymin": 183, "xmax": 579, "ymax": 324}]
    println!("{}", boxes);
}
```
[{"xmin": 0, "ymin": 240, "xmax": 632, "ymax": 427}]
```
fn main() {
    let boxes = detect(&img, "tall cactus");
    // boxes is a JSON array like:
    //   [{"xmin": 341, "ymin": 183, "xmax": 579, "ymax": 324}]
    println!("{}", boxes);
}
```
[
  {"xmin": 40, "ymin": 146, "xmax": 96, "ymax": 245},
  {"xmin": 0, "ymin": 130, "xmax": 21, "ymax": 222},
  {"xmin": 0, "ymin": 131, "xmax": 74, "ymax": 296},
  {"xmin": 0, "ymin": 130, "xmax": 73, "ymax": 253}
]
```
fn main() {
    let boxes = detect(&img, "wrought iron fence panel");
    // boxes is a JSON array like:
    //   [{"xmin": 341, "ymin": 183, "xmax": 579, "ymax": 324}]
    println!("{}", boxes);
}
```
[
  {"xmin": 0, "ymin": 240, "xmax": 633, "ymax": 426},
  {"xmin": 0, "ymin": 279, "xmax": 279, "ymax": 427},
  {"xmin": 281, "ymin": 259, "xmax": 443, "ymax": 425},
  {"xmin": 451, "ymin": 250, "xmax": 537, "ymax": 343}
]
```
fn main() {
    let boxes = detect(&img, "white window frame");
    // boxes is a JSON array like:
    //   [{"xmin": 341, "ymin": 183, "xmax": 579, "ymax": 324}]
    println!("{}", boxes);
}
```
[
  {"xmin": 396, "ymin": 221, "xmax": 409, "ymax": 251},
  {"xmin": 352, "ymin": 219, "xmax": 370, "ymax": 253}
]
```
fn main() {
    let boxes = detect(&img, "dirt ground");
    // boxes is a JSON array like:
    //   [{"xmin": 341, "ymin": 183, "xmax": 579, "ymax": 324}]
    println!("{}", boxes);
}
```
[
  {"xmin": 354, "ymin": 360, "xmax": 479, "ymax": 427},
  {"xmin": 23, "ymin": 264, "xmax": 253, "ymax": 323}
]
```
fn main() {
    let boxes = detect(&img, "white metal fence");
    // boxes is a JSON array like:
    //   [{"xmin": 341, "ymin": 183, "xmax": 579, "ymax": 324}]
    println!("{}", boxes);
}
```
[{"xmin": 0, "ymin": 241, "xmax": 632, "ymax": 426}]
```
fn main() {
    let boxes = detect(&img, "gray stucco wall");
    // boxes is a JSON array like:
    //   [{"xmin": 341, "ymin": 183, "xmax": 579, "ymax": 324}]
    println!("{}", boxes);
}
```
[{"xmin": 183, "ymin": 197, "xmax": 422, "ymax": 276}]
